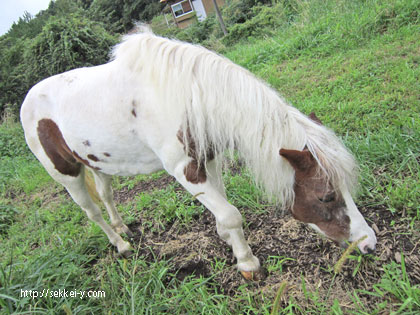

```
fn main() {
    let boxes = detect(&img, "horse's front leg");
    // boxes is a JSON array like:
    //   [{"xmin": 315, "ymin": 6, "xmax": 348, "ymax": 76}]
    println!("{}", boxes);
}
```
[{"xmin": 169, "ymin": 158, "xmax": 263, "ymax": 280}]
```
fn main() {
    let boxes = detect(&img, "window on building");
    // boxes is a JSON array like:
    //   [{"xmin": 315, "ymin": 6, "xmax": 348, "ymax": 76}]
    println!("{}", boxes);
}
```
[{"xmin": 171, "ymin": 0, "xmax": 193, "ymax": 17}]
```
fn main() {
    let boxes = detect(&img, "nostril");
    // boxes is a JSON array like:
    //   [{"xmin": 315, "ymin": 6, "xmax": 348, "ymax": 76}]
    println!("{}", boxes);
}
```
[{"xmin": 364, "ymin": 245, "xmax": 375, "ymax": 254}]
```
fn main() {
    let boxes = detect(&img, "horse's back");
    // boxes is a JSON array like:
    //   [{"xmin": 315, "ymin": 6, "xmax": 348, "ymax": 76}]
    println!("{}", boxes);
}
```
[{"xmin": 20, "ymin": 64, "xmax": 168, "ymax": 177}]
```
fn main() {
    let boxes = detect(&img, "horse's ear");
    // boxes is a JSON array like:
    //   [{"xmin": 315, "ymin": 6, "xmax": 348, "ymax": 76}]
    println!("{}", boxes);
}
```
[
  {"xmin": 279, "ymin": 148, "xmax": 315, "ymax": 172},
  {"xmin": 309, "ymin": 112, "xmax": 323, "ymax": 125}
]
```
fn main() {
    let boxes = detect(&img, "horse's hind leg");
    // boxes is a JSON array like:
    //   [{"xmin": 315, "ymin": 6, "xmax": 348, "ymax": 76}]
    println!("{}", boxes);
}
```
[
  {"xmin": 91, "ymin": 171, "xmax": 133, "ymax": 237},
  {"xmin": 55, "ymin": 168, "xmax": 132, "ymax": 255},
  {"xmin": 21, "ymin": 112, "xmax": 131, "ymax": 255},
  {"xmin": 24, "ymin": 137, "xmax": 131, "ymax": 255}
]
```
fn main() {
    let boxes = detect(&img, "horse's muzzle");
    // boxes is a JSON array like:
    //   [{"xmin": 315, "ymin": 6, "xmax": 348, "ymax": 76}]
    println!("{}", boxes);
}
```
[{"xmin": 339, "ymin": 241, "xmax": 376, "ymax": 254}]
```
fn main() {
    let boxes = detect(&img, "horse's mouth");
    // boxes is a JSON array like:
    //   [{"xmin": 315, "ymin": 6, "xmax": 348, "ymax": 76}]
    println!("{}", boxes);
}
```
[{"xmin": 337, "ymin": 240, "xmax": 376, "ymax": 255}]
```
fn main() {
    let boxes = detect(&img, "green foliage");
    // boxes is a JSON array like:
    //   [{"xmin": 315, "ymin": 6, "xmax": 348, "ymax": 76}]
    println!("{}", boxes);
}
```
[
  {"xmin": 222, "ymin": 0, "xmax": 274, "ymax": 26},
  {"xmin": 0, "ymin": 203, "xmax": 18, "ymax": 236},
  {"xmin": 0, "ymin": 120, "xmax": 52, "ymax": 196},
  {"xmin": 377, "ymin": 257, "xmax": 420, "ymax": 311},
  {"xmin": 175, "ymin": 14, "xmax": 220, "ymax": 44},
  {"xmin": 0, "ymin": 243, "xmax": 104, "ymax": 313},
  {"xmin": 0, "ymin": 15, "xmax": 117, "ymax": 116},
  {"xmin": 88, "ymin": 0, "xmax": 164, "ymax": 34},
  {"xmin": 0, "ymin": 0, "xmax": 164, "ymax": 116},
  {"xmin": 167, "ymin": 0, "xmax": 283, "ymax": 48},
  {"xmin": 223, "ymin": 4, "xmax": 286, "ymax": 45},
  {"xmin": 24, "ymin": 15, "xmax": 117, "ymax": 86},
  {"xmin": 0, "ymin": 37, "xmax": 30, "ymax": 114},
  {"xmin": 354, "ymin": 254, "xmax": 420, "ymax": 313},
  {"xmin": 226, "ymin": 21, "xmax": 420, "ymax": 217},
  {"xmin": 0, "ymin": 119, "xmax": 31, "ymax": 158},
  {"xmin": 5, "ymin": 11, "xmax": 47, "ymax": 40}
]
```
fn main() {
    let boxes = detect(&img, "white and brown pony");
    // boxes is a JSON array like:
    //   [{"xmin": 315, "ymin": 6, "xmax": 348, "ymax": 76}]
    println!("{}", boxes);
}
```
[{"xmin": 20, "ymin": 28, "xmax": 376, "ymax": 280}]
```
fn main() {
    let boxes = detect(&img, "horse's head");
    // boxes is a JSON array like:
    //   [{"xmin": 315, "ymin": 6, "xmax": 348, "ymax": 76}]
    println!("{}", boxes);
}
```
[{"xmin": 279, "ymin": 147, "xmax": 377, "ymax": 254}]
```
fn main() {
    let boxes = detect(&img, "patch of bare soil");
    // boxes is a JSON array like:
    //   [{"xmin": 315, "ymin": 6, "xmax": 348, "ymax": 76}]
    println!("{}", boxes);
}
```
[{"xmin": 121, "ymin": 174, "xmax": 419, "ymax": 312}]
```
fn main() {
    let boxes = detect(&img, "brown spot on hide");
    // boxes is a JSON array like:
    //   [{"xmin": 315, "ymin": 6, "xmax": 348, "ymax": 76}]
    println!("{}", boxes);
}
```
[
  {"xmin": 83, "ymin": 140, "xmax": 91, "ymax": 147},
  {"xmin": 131, "ymin": 100, "xmax": 138, "ymax": 117},
  {"xmin": 103, "ymin": 152, "xmax": 111, "ymax": 157},
  {"xmin": 177, "ymin": 126, "xmax": 214, "ymax": 184},
  {"xmin": 280, "ymin": 148, "xmax": 350, "ymax": 242},
  {"xmin": 184, "ymin": 160, "xmax": 207, "ymax": 184},
  {"xmin": 37, "ymin": 119, "xmax": 81, "ymax": 177},
  {"xmin": 73, "ymin": 151, "xmax": 101, "ymax": 171},
  {"xmin": 87, "ymin": 154, "xmax": 100, "ymax": 162}
]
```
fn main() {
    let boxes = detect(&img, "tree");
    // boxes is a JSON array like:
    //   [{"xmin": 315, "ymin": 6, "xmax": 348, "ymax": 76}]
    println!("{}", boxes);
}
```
[
  {"xmin": 88, "ymin": 0, "xmax": 164, "ymax": 34},
  {"xmin": 0, "ymin": 15, "xmax": 117, "ymax": 115}
]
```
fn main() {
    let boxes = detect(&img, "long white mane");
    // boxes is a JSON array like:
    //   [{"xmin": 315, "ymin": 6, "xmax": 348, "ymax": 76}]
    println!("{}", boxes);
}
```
[{"xmin": 111, "ymin": 28, "xmax": 358, "ymax": 208}]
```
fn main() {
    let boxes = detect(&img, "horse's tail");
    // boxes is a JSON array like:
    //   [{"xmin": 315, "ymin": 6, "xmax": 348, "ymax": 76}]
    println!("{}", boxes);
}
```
[{"xmin": 84, "ymin": 170, "xmax": 102, "ymax": 205}]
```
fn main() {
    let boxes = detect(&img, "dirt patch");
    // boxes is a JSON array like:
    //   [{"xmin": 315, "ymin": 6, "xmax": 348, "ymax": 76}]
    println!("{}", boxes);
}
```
[{"xmin": 120, "ymin": 175, "xmax": 419, "ymax": 313}]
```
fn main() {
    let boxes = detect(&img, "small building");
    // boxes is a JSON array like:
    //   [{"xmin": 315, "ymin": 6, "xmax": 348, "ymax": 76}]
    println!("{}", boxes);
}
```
[{"xmin": 160, "ymin": 0, "xmax": 225, "ymax": 28}]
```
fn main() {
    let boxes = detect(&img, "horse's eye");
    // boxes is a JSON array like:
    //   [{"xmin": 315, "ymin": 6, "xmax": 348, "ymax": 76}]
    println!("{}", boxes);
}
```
[{"xmin": 319, "ymin": 192, "xmax": 335, "ymax": 203}]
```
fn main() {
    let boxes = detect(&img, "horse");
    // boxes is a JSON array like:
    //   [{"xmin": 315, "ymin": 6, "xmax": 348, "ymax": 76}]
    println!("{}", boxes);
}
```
[{"xmin": 20, "ymin": 28, "xmax": 376, "ymax": 280}]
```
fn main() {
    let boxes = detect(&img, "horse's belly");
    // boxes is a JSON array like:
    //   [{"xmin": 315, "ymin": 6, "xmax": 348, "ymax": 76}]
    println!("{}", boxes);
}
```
[
  {"xmin": 77, "ymin": 141, "xmax": 163, "ymax": 176},
  {"xmin": 99, "ymin": 155, "xmax": 164, "ymax": 177},
  {"xmin": 65, "ymin": 129, "xmax": 164, "ymax": 176}
]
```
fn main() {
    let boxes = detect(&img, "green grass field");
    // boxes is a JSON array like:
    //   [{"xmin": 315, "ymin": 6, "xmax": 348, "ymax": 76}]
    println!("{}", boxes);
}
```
[{"xmin": 1, "ymin": 0, "xmax": 419, "ymax": 313}]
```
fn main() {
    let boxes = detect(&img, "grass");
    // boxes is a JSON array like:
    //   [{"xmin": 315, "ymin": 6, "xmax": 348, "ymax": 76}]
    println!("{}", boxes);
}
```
[{"xmin": 1, "ymin": 0, "xmax": 419, "ymax": 313}]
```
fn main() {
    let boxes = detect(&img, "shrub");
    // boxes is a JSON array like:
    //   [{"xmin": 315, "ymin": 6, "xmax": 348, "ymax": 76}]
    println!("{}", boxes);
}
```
[
  {"xmin": 24, "ymin": 15, "xmax": 117, "ymax": 85},
  {"xmin": 0, "ymin": 15, "xmax": 117, "ymax": 116},
  {"xmin": 223, "ymin": 0, "xmax": 273, "ymax": 25},
  {"xmin": 223, "ymin": 4, "xmax": 286, "ymax": 45},
  {"xmin": 175, "ymin": 14, "xmax": 220, "ymax": 44}
]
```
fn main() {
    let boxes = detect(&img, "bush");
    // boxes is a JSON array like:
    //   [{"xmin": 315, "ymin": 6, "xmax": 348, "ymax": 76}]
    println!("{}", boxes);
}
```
[
  {"xmin": 223, "ymin": 0, "xmax": 273, "ymax": 25},
  {"xmin": 223, "ymin": 4, "xmax": 286, "ymax": 45},
  {"xmin": 175, "ymin": 14, "xmax": 220, "ymax": 44},
  {"xmin": 24, "ymin": 15, "xmax": 117, "ymax": 86},
  {"xmin": 0, "ymin": 37, "xmax": 30, "ymax": 115},
  {"xmin": 0, "ymin": 15, "xmax": 117, "ymax": 116}
]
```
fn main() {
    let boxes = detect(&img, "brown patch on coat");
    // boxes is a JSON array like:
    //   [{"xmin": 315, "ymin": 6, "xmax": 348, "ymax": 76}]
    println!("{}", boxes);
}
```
[
  {"xmin": 103, "ymin": 152, "xmax": 111, "ymax": 157},
  {"xmin": 131, "ymin": 100, "xmax": 138, "ymax": 118},
  {"xmin": 87, "ymin": 154, "xmax": 100, "ymax": 162},
  {"xmin": 183, "ymin": 160, "xmax": 207, "ymax": 184},
  {"xmin": 37, "ymin": 119, "xmax": 81, "ymax": 177},
  {"xmin": 177, "ymin": 126, "xmax": 214, "ymax": 184},
  {"xmin": 83, "ymin": 140, "xmax": 91, "ymax": 147},
  {"xmin": 73, "ymin": 151, "xmax": 101, "ymax": 171},
  {"xmin": 279, "ymin": 148, "xmax": 350, "ymax": 242}
]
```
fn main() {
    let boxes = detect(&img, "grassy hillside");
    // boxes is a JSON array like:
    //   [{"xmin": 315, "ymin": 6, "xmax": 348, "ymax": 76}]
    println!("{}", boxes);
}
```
[{"xmin": 1, "ymin": 0, "xmax": 419, "ymax": 313}]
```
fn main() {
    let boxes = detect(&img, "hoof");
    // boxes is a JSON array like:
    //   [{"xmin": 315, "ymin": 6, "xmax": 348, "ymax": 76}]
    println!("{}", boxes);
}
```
[
  {"xmin": 119, "ymin": 249, "xmax": 134, "ymax": 259},
  {"xmin": 124, "ymin": 229, "xmax": 134, "ymax": 238},
  {"xmin": 240, "ymin": 269, "xmax": 267, "ymax": 281},
  {"xmin": 117, "ymin": 241, "xmax": 133, "ymax": 258}
]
